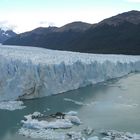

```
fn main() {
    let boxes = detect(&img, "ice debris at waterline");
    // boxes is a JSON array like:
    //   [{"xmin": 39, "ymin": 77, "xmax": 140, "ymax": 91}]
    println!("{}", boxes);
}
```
[
  {"xmin": 21, "ymin": 111, "xmax": 81, "ymax": 130},
  {"xmin": 19, "ymin": 111, "xmax": 84, "ymax": 140},
  {"xmin": 19, "ymin": 128, "xmax": 85, "ymax": 140},
  {"xmin": 64, "ymin": 98, "xmax": 97, "ymax": 106},
  {"xmin": 0, "ymin": 45, "xmax": 140, "ymax": 100},
  {"xmin": 100, "ymin": 130, "xmax": 140, "ymax": 140},
  {"xmin": 19, "ymin": 111, "xmax": 140, "ymax": 140},
  {"xmin": 0, "ymin": 101, "xmax": 26, "ymax": 111}
]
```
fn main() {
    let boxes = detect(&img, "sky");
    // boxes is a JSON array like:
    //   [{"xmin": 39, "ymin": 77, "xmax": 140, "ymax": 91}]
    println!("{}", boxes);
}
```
[{"xmin": 0, "ymin": 0, "xmax": 140, "ymax": 33}]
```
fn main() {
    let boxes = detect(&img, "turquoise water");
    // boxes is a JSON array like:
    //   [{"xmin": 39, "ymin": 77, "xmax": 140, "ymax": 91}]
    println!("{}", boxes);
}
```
[{"xmin": 0, "ymin": 73, "xmax": 140, "ymax": 140}]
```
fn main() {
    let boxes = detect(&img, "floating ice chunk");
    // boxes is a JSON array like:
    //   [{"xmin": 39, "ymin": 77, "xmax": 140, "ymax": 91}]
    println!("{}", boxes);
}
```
[
  {"xmin": 19, "ymin": 128, "xmax": 86, "ymax": 140},
  {"xmin": 19, "ymin": 128, "xmax": 66, "ymax": 140},
  {"xmin": 31, "ymin": 111, "xmax": 43, "ymax": 119},
  {"xmin": 64, "ymin": 98, "xmax": 86, "ymax": 106},
  {"xmin": 32, "ymin": 111, "xmax": 42, "ymax": 116},
  {"xmin": 0, "ymin": 101, "xmax": 26, "ymax": 111},
  {"xmin": 45, "ymin": 119, "xmax": 73, "ymax": 129},
  {"xmin": 65, "ymin": 115, "xmax": 82, "ymax": 125},
  {"xmin": 102, "ymin": 138, "xmax": 110, "ymax": 140},
  {"xmin": 47, "ymin": 108, "xmax": 51, "ymax": 111},
  {"xmin": 66, "ymin": 131, "xmax": 85, "ymax": 140},
  {"xmin": 64, "ymin": 98, "xmax": 97, "ymax": 107},
  {"xmin": 101, "ymin": 130, "xmax": 140, "ymax": 140},
  {"xmin": 66, "ymin": 111, "xmax": 78, "ymax": 116},
  {"xmin": 21, "ymin": 111, "xmax": 82, "ymax": 130},
  {"xmin": 115, "ymin": 103, "xmax": 139, "ymax": 109},
  {"xmin": 22, "ymin": 119, "xmax": 46, "ymax": 129},
  {"xmin": 22, "ymin": 117, "xmax": 73, "ymax": 129},
  {"xmin": 20, "ymin": 111, "xmax": 83, "ymax": 139},
  {"xmin": 88, "ymin": 136, "xmax": 99, "ymax": 140},
  {"xmin": 83, "ymin": 127, "xmax": 94, "ymax": 136}
]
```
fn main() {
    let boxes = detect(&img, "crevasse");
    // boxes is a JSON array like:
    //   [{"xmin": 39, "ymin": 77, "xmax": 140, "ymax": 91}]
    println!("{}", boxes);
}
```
[{"xmin": 0, "ymin": 45, "xmax": 140, "ymax": 101}]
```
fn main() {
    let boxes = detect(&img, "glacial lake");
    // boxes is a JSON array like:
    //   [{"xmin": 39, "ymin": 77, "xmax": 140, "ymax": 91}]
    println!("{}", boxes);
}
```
[{"xmin": 0, "ymin": 73, "xmax": 140, "ymax": 140}]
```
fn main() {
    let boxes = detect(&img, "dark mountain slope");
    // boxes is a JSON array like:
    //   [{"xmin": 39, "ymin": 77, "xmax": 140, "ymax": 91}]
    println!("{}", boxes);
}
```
[
  {"xmin": 56, "ymin": 21, "xmax": 92, "ymax": 32},
  {"xmin": 70, "ymin": 22, "xmax": 140, "ymax": 54},
  {"xmin": 0, "ymin": 29, "xmax": 17, "ymax": 43},
  {"xmin": 3, "ymin": 10, "xmax": 140, "ymax": 55},
  {"xmin": 99, "ymin": 10, "xmax": 140, "ymax": 26},
  {"xmin": 3, "ymin": 22, "xmax": 91, "ymax": 48}
]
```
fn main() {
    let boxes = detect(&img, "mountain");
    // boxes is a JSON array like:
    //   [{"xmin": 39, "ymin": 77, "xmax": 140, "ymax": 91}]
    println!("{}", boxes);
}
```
[
  {"xmin": 99, "ymin": 10, "xmax": 140, "ymax": 26},
  {"xmin": 3, "ymin": 10, "xmax": 140, "ymax": 55},
  {"xmin": 0, "ymin": 29, "xmax": 17, "ymax": 43},
  {"xmin": 3, "ymin": 22, "xmax": 92, "ymax": 48},
  {"xmin": 71, "ymin": 10, "xmax": 140, "ymax": 54},
  {"xmin": 56, "ymin": 21, "xmax": 92, "ymax": 32}
]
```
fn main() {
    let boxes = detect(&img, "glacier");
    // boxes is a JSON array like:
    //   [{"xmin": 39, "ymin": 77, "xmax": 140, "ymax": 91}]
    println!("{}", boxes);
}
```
[{"xmin": 0, "ymin": 45, "xmax": 140, "ymax": 101}]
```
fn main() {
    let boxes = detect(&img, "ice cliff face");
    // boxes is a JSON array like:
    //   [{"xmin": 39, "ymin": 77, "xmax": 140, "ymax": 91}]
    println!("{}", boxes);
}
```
[{"xmin": 0, "ymin": 45, "xmax": 140, "ymax": 101}]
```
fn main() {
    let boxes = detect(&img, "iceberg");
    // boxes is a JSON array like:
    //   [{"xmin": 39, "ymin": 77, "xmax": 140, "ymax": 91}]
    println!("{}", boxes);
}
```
[
  {"xmin": 0, "ymin": 45, "xmax": 140, "ymax": 101},
  {"xmin": 19, "ymin": 111, "xmax": 83, "ymax": 139},
  {"xmin": 21, "ymin": 111, "xmax": 81, "ymax": 130}
]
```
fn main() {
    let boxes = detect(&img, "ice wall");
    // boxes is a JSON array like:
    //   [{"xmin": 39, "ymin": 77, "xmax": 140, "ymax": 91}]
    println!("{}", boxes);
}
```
[{"xmin": 0, "ymin": 45, "xmax": 140, "ymax": 101}]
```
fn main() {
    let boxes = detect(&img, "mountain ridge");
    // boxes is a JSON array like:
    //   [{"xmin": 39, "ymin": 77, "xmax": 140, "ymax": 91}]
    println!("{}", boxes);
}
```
[
  {"xmin": 98, "ymin": 10, "xmax": 140, "ymax": 26},
  {"xmin": 3, "ymin": 10, "xmax": 140, "ymax": 55}
]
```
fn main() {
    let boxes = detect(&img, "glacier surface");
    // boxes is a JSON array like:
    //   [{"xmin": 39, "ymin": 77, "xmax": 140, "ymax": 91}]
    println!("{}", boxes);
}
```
[{"xmin": 0, "ymin": 45, "xmax": 140, "ymax": 101}]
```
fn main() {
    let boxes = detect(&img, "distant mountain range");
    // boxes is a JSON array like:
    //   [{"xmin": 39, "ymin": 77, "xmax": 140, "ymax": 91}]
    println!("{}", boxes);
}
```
[
  {"xmin": 3, "ymin": 10, "xmax": 140, "ymax": 55},
  {"xmin": 0, "ymin": 29, "xmax": 17, "ymax": 43}
]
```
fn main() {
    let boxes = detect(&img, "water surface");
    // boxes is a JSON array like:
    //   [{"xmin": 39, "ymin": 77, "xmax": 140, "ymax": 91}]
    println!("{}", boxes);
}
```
[{"xmin": 0, "ymin": 73, "xmax": 140, "ymax": 140}]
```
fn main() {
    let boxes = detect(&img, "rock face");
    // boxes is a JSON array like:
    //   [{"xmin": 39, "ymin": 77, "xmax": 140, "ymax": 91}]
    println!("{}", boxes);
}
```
[
  {"xmin": 0, "ymin": 29, "xmax": 17, "ymax": 43},
  {"xmin": 3, "ymin": 10, "xmax": 140, "ymax": 55},
  {"xmin": 0, "ymin": 45, "xmax": 140, "ymax": 101}
]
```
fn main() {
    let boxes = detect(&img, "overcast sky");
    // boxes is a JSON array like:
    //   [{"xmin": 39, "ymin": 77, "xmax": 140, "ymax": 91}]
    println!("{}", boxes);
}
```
[{"xmin": 0, "ymin": 0, "xmax": 140, "ymax": 33}]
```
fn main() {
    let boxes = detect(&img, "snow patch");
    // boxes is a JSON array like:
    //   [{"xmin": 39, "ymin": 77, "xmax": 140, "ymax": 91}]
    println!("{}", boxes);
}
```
[{"xmin": 2, "ymin": 32, "xmax": 11, "ymax": 37}]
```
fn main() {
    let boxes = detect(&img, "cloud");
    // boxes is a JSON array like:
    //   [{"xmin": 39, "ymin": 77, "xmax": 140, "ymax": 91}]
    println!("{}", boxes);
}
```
[
  {"xmin": 39, "ymin": 21, "xmax": 47, "ymax": 25},
  {"xmin": 126, "ymin": 0, "xmax": 140, "ymax": 3},
  {"xmin": 0, "ymin": 20, "xmax": 17, "ymax": 31},
  {"xmin": 39, "ymin": 21, "xmax": 55, "ymax": 27}
]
